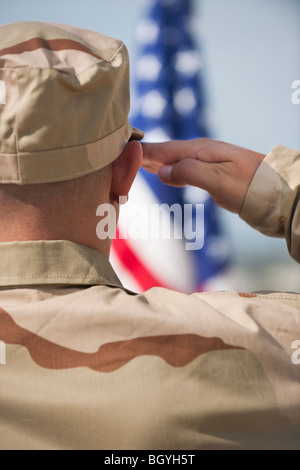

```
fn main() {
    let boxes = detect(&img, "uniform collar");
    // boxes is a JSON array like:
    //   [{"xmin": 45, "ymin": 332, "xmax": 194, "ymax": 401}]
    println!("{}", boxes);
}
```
[{"xmin": 0, "ymin": 240, "xmax": 123, "ymax": 288}]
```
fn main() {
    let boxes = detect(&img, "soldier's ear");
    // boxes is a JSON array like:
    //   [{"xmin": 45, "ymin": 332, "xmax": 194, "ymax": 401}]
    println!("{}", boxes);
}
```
[{"xmin": 110, "ymin": 141, "xmax": 143, "ymax": 201}]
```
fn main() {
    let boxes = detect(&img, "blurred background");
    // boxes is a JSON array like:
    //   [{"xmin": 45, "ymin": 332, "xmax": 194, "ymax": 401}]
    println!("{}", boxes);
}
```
[{"xmin": 2, "ymin": 0, "xmax": 300, "ymax": 293}]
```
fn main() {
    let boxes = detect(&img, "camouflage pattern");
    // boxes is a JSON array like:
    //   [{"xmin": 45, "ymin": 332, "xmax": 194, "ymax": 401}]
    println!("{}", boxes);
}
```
[{"xmin": 0, "ymin": 144, "xmax": 300, "ymax": 449}]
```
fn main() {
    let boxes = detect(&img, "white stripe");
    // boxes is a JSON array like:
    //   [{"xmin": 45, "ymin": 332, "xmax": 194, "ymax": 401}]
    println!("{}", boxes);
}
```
[{"xmin": 118, "ymin": 172, "xmax": 195, "ymax": 293}]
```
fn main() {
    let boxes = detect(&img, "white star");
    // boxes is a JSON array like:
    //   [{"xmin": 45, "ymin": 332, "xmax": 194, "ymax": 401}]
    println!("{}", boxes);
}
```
[
  {"xmin": 174, "ymin": 87, "xmax": 197, "ymax": 116},
  {"xmin": 136, "ymin": 20, "xmax": 159, "ymax": 45},
  {"xmin": 175, "ymin": 50, "xmax": 202, "ymax": 76},
  {"xmin": 136, "ymin": 55, "xmax": 162, "ymax": 81},
  {"xmin": 144, "ymin": 127, "xmax": 171, "ymax": 142},
  {"xmin": 140, "ymin": 90, "xmax": 168, "ymax": 119}
]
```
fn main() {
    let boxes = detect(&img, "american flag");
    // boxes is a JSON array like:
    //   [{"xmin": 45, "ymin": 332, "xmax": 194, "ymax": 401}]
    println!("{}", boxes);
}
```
[{"xmin": 111, "ymin": 0, "xmax": 230, "ymax": 293}]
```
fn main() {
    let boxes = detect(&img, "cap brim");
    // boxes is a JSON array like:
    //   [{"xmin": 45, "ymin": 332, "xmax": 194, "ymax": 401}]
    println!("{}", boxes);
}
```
[{"xmin": 129, "ymin": 126, "xmax": 144, "ymax": 141}]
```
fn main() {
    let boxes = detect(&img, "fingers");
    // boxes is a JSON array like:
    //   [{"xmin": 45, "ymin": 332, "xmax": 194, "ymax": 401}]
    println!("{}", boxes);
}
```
[
  {"xmin": 141, "ymin": 139, "xmax": 237, "ymax": 177},
  {"xmin": 141, "ymin": 139, "xmax": 265, "ymax": 215},
  {"xmin": 142, "ymin": 140, "xmax": 265, "ymax": 171},
  {"xmin": 141, "ymin": 139, "xmax": 206, "ymax": 171},
  {"xmin": 142, "ymin": 141, "xmax": 193, "ymax": 163}
]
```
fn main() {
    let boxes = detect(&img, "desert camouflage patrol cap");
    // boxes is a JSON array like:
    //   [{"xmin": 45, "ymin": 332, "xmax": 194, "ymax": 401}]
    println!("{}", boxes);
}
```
[{"xmin": 0, "ymin": 21, "xmax": 144, "ymax": 184}]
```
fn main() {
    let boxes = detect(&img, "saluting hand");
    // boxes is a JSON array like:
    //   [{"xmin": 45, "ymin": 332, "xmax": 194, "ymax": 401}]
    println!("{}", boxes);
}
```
[{"xmin": 142, "ymin": 138, "xmax": 265, "ymax": 214}]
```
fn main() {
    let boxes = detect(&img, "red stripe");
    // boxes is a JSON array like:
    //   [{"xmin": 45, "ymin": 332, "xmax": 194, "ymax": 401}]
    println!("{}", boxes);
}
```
[{"xmin": 113, "ymin": 228, "xmax": 170, "ymax": 291}]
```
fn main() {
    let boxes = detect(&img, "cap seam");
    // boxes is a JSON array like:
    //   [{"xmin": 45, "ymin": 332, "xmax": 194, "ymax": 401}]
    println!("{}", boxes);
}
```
[
  {"xmin": 0, "ymin": 57, "xmax": 113, "ymax": 76},
  {"xmin": 0, "ymin": 120, "xmax": 129, "ymax": 157},
  {"xmin": 109, "ymin": 42, "xmax": 125, "ymax": 63},
  {"xmin": 0, "ymin": 120, "xmax": 136, "ymax": 184}
]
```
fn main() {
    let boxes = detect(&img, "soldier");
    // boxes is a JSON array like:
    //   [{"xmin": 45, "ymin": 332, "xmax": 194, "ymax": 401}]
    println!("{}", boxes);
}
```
[{"xmin": 0, "ymin": 21, "xmax": 299, "ymax": 450}]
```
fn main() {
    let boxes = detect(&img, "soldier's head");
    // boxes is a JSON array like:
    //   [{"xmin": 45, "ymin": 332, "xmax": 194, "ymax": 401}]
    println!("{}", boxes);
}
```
[{"xmin": 0, "ymin": 21, "xmax": 143, "ymax": 256}]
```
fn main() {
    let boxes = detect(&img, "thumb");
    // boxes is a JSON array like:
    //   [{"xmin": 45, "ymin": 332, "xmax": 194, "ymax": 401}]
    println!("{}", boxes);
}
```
[
  {"xmin": 158, "ymin": 165, "xmax": 174, "ymax": 182},
  {"xmin": 158, "ymin": 158, "xmax": 208, "ymax": 189},
  {"xmin": 158, "ymin": 164, "xmax": 186, "ymax": 188}
]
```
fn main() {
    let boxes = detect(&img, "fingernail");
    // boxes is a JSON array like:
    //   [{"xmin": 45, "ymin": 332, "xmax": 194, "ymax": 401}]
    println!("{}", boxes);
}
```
[{"xmin": 159, "ymin": 165, "xmax": 173, "ymax": 181}]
